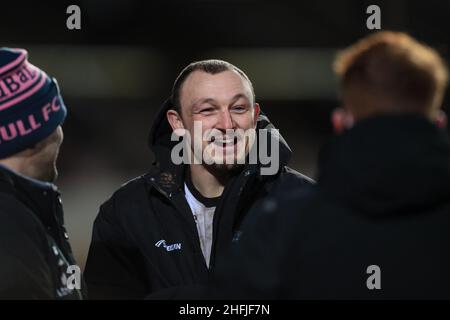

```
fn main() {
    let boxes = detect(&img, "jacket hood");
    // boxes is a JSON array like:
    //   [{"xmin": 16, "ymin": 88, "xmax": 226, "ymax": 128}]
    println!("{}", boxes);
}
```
[
  {"xmin": 148, "ymin": 98, "xmax": 292, "ymax": 174},
  {"xmin": 318, "ymin": 114, "xmax": 450, "ymax": 216}
]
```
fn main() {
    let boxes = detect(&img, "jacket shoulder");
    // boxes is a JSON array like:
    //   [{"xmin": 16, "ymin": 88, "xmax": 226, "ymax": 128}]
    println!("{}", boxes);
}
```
[
  {"xmin": 111, "ymin": 174, "xmax": 150, "ymax": 199},
  {"xmin": 95, "ymin": 174, "xmax": 151, "ymax": 224},
  {"xmin": 280, "ymin": 166, "xmax": 315, "ymax": 187},
  {"xmin": 256, "ymin": 166, "xmax": 314, "ymax": 207}
]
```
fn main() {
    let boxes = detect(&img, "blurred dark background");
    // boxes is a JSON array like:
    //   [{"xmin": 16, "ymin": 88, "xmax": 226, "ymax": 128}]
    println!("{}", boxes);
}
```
[{"xmin": 1, "ymin": 0, "xmax": 449, "ymax": 268}]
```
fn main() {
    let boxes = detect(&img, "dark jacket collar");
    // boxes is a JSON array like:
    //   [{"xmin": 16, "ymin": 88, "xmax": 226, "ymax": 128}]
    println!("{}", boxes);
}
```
[
  {"xmin": 146, "ymin": 99, "xmax": 292, "ymax": 193},
  {"xmin": 0, "ymin": 164, "xmax": 56, "ymax": 191},
  {"xmin": 318, "ymin": 114, "xmax": 450, "ymax": 215}
]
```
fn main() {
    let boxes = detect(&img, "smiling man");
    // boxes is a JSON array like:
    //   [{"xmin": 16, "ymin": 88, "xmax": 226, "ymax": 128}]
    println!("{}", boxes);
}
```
[{"xmin": 84, "ymin": 60, "xmax": 313, "ymax": 299}]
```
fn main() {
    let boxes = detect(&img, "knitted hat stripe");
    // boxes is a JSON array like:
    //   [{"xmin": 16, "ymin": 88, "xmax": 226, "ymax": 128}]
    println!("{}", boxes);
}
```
[
  {"xmin": 0, "ymin": 61, "xmax": 42, "ymax": 95},
  {"xmin": 0, "ymin": 50, "xmax": 26, "ymax": 74},
  {"xmin": 0, "ymin": 69, "xmax": 46, "ymax": 110}
]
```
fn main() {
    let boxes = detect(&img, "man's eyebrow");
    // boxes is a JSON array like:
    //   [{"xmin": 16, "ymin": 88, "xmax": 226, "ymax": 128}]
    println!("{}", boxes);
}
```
[
  {"xmin": 191, "ymin": 98, "xmax": 217, "ymax": 109},
  {"xmin": 229, "ymin": 93, "xmax": 250, "ymax": 105},
  {"xmin": 190, "ymin": 94, "xmax": 250, "ymax": 109}
]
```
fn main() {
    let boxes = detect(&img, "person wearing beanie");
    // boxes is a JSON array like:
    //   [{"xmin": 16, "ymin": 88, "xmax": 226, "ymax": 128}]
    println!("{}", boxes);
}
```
[{"xmin": 0, "ymin": 48, "xmax": 84, "ymax": 299}]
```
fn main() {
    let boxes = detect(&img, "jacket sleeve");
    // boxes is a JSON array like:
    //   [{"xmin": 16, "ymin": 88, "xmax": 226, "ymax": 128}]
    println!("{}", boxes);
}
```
[
  {"xmin": 0, "ymin": 198, "xmax": 55, "ymax": 299},
  {"xmin": 84, "ymin": 197, "xmax": 148, "ymax": 299}
]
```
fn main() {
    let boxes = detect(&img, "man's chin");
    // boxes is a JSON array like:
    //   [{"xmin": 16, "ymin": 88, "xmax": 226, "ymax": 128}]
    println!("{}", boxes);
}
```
[
  {"xmin": 205, "ymin": 162, "xmax": 245, "ymax": 175},
  {"xmin": 50, "ymin": 171, "xmax": 58, "ymax": 183},
  {"xmin": 40, "ymin": 167, "xmax": 58, "ymax": 183}
]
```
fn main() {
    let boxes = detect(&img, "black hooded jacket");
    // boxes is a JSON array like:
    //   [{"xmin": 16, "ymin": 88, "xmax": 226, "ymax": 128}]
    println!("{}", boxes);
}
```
[
  {"xmin": 0, "ymin": 166, "xmax": 84, "ymax": 299},
  {"xmin": 84, "ymin": 100, "xmax": 313, "ymax": 299},
  {"xmin": 213, "ymin": 115, "xmax": 450, "ymax": 299}
]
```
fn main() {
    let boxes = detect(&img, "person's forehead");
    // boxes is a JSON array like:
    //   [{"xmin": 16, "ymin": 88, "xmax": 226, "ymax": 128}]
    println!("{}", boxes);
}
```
[{"xmin": 180, "ymin": 70, "xmax": 252, "ymax": 105}]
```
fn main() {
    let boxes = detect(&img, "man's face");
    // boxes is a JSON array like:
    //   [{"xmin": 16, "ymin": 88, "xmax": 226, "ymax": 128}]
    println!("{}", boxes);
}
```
[
  {"xmin": 178, "ymin": 70, "xmax": 259, "ymax": 171},
  {"xmin": 33, "ymin": 126, "xmax": 64, "ymax": 182}
]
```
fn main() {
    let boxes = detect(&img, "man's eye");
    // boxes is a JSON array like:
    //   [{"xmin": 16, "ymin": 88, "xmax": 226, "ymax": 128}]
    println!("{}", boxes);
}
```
[
  {"xmin": 200, "ymin": 108, "xmax": 214, "ymax": 114},
  {"xmin": 232, "ymin": 106, "xmax": 247, "ymax": 113}
]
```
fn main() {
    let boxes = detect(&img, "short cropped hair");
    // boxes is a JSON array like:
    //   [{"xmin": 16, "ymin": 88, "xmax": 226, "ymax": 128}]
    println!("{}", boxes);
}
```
[
  {"xmin": 171, "ymin": 59, "xmax": 255, "ymax": 113},
  {"xmin": 334, "ymin": 31, "xmax": 448, "ymax": 117}
]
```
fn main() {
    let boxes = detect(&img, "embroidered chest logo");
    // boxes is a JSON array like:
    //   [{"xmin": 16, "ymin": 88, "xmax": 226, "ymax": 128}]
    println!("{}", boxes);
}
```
[{"xmin": 155, "ymin": 240, "xmax": 182, "ymax": 252}]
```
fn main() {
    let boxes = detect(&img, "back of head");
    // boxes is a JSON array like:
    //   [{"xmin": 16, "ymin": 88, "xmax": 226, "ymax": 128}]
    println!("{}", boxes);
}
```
[
  {"xmin": 334, "ymin": 31, "xmax": 449, "ymax": 120},
  {"xmin": 0, "ymin": 48, "xmax": 67, "ymax": 159}
]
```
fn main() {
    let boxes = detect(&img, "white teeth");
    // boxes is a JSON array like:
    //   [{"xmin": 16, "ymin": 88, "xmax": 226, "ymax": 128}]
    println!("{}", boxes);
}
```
[{"xmin": 214, "ymin": 139, "xmax": 234, "ymax": 144}]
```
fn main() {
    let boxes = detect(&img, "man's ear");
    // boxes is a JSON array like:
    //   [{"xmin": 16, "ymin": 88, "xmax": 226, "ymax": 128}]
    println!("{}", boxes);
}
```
[
  {"xmin": 253, "ymin": 103, "xmax": 261, "ymax": 124},
  {"xmin": 167, "ymin": 109, "xmax": 185, "ymax": 132},
  {"xmin": 434, "ymin": 109, "xmax": 447, "ymax": 129},
  {"xmin": 331, "ymin": 107, "xmax": 354, "ymax": 135}
]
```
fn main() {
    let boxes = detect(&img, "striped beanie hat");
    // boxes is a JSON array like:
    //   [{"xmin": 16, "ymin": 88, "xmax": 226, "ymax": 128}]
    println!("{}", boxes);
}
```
[{"xmin": 0, "ymin": 48, "xmax": 67, "ymax": 159}]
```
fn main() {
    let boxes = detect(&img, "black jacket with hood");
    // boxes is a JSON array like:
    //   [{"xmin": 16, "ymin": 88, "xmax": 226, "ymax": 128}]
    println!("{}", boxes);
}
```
[
  {"xmin": 213, "ymin": 115, "xmax": 450, "ymax": 299},
  {"xmin": 0, "ymin": 165, "xmax": 84, "ymax": 299},
  {"xmin": 84, "ymin": 100, "xmax": 313, "ymax": 299}
]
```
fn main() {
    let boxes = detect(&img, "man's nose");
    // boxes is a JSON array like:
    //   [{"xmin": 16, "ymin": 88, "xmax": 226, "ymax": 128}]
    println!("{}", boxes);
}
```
[{"xmin": 216, "ymin": 110, "xmax": 234, "ymax": 130}]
